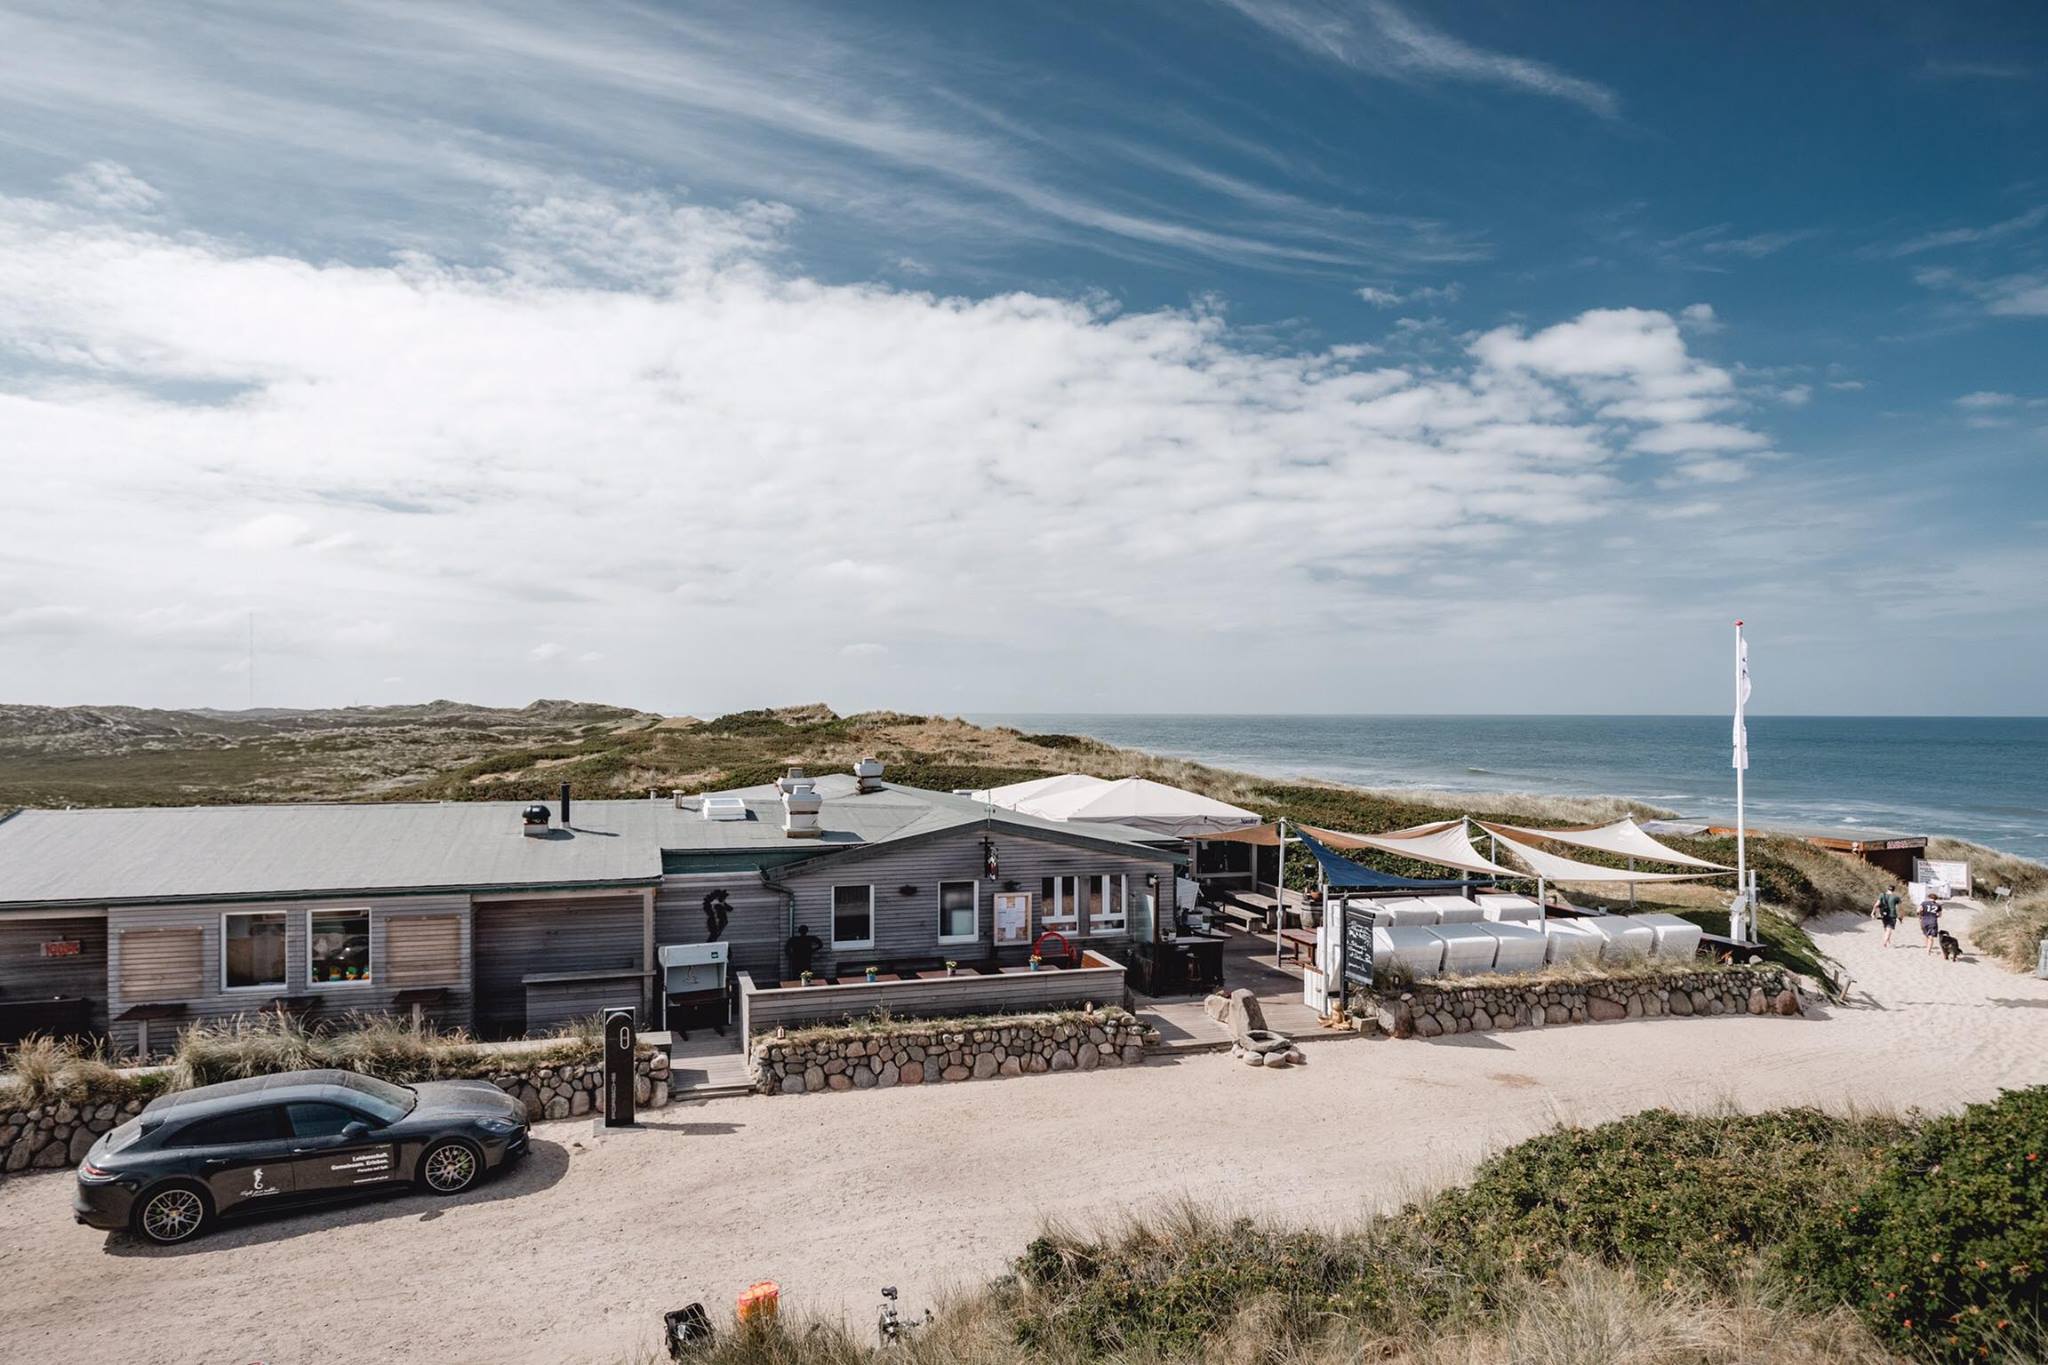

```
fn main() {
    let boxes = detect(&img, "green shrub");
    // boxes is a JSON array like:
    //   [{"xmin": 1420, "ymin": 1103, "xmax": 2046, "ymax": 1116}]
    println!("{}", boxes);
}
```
[
  {"xmin": 1775, "ymin": 1087, "xmax": 2048, "ymax": 1362},
  {"xmin": 166, "ymin": 1009, "xmax": 600, "ymax": 1090},
  {"xmin": 1972, "ymin": 895, "xmax": 2048, "ymax": 974},
  {"xmin": 0, "ymin": 1035, "xmax": 163, "ymax": 1107},
  {"xmin": 1420, "ymin": 1106, "xmax": 1905, "ymax": 1293}
]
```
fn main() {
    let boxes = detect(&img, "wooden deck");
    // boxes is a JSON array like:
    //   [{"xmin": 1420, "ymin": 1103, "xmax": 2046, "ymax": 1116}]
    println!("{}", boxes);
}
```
[{"xmin": 665, "ymin": 1032, "xmax": 753, "ymax": 1098}]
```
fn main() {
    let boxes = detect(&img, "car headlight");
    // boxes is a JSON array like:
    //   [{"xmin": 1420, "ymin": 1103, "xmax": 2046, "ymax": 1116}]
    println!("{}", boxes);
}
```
[{"xmin": 475, "ymin": 1117, "xmax": 521, "ymax": 1135}]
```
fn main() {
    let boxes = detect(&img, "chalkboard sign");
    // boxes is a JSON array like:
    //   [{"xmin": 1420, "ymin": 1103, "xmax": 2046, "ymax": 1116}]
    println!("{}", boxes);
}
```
[{"xmin": 1342, "ymin": 903, "xmax": 1377, "ymax": 986}]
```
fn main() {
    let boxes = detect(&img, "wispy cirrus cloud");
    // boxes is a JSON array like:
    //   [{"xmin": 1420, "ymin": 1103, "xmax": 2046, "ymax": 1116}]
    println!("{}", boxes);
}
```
[
  {"xmin": 1867, "ymin": 204, "xmax": 2048, "ymax": 259},
  {"xmin": 1216, "ymin": 0, "xmax": 1620, "ymax": 118}
]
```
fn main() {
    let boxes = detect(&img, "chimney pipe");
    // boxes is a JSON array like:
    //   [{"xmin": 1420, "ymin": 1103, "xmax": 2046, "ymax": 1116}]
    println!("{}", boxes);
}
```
[{"xmin": 559, "ymin": 782, "xmax": 571, "ymax": 827}]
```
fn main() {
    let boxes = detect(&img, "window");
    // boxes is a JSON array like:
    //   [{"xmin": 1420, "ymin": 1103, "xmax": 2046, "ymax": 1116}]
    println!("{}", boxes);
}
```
[
  {"xmin": 222, "ymin": 912, "xmax": 288, "ymax": 990},
  {"xmin": 1089, "ymin": 874, "xmax": 1129, "ymax": 935},
  {"xmin": 287, "ymin": 1103, "xmax": 368, "ymax": 1138},
  {"xmin": 937, "ymin": 880, "xmax": 978, "ymax": 944},
  {"xmin": 309, "ymin": 908, "xmax": 372, "ymax": 986},
  {"xmin": 174, "ymin": 1107, "xmax": 285, "ymax": 1147},
  {"xmin": 1039, "ymin": 876, "xmax": 1079, "ymax": 934},
  {"xmin": 831, "ymin": 885, "xmax": 874, "ymax": 949}
]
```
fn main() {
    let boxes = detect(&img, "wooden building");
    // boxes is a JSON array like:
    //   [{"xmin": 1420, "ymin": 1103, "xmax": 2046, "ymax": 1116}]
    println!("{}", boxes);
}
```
[{"xmin": 0, "ymin": 763, "xmax": 1182, "ymax": 1054}]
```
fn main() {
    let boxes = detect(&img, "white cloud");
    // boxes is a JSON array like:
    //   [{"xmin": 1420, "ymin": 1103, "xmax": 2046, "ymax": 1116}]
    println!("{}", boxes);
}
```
[
  {"xmin": 1776, "ymin": 384, "xmax": 1812, "ymax": 407},
  {"xmin": 0, "ymin": 178, "xmax": 1795, "ymax": 708},
  {"xmin": 1677, "ymin": 303, "xmax": 1720, "ymax": 333},
  {"xmin": 57, "ymin": 161, "xmax": 163, "ymax": 214},
  {"xmin": 1915, "ymin": 266, "xmax": 2048, "ymax": 317},
  {"xmin": 1358, "ymin": 281, "xmax": 1461, "ymax": 309},
  {"xmin": 0, "ymin": 604, "xmax": 90, "ymax": 637},
  {"xmin": 1955, "ymin": 391, "xmax": 2017, "ymax": 409},
  {"xmin": 1220, "ymin": 0, "xmax": 1619, "ymax": 117}
]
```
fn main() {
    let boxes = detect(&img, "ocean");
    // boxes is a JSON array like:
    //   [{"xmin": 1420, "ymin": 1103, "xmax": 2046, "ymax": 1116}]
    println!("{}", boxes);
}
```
[{"xmin": 968, "ymin": 715, "xmax": 2048, "ymax": 863}]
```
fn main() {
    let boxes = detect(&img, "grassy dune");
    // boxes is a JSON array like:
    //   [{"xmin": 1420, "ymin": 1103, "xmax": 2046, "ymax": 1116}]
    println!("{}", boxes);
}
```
[{"xmin": 653, "ymin": 1091, "xmax": 2047, "ymax": 1365}]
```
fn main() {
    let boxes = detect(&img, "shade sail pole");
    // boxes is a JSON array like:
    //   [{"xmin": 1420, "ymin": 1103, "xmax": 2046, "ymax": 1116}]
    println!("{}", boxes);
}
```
[
  {"xmin": 1629, "ymin": 857, "xmax": 1637, "ymax": 910},
  {"xmin": 1274, "ymin": 817, "xmax": 1287, "ymax": 967}
]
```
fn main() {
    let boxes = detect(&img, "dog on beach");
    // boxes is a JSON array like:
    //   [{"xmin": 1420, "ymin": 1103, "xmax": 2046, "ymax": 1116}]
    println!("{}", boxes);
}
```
[{"xmin": 1938, "ymin": 930, "xmax": 1962, "ymax": 962}]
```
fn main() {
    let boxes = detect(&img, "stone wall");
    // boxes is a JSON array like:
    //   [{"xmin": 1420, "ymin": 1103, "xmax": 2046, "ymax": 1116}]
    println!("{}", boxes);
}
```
[
  {"xmin": 1, "ymin": 1050, "xmax": 670, "ymax": 1177},
  {"xmin": 1357, "ymin": 966, "xmax": 1799, "ymax": 1040},
  {"xmin": 752, "ymin": 1007, "xmax": 1154, "ymax": 1095}
]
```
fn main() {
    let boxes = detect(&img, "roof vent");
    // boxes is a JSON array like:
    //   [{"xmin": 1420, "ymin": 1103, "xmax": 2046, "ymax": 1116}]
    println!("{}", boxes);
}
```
[
  {"xmin": 701, "ymin": 795, "xmax": 749, "ymax": 822},
  {"xmin": 521, "ymin": 803, "xmax": 552, "ymax": 837},
  {"xmin": 853, "ymin": 756, "xmax": 885, "ymax": 793},
  {"xmin": 783, "ymin": 781, "xmax": 823, "ymax": 838},
  {"xmin": 775, "ymin": 766, "xmax": 808, "ymax": 796}
]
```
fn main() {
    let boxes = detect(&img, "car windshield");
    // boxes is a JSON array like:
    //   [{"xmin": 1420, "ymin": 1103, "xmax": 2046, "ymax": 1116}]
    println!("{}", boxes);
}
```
[{"xmin": 340, "ymin": 1075, "xmax": 418, "ymax": 1125}]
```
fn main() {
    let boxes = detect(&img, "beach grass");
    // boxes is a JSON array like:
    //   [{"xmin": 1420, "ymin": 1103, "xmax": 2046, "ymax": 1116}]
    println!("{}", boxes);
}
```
[{"xmin": 637, "ymin": 1094, "xmax": 2048, "ymax": 1365}]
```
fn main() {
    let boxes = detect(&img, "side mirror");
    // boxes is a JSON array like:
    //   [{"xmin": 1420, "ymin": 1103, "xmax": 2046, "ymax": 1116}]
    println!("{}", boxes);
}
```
[{"xmin": 341, "ymin": 1120, "xmax": 371, "ymax": 1140}]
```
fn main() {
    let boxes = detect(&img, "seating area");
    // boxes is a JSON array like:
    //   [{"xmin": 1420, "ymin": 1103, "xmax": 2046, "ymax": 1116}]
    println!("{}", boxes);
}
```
[{"xmin": 1343, "ymin": 894, "xmax": 1710, "ymax": 982}]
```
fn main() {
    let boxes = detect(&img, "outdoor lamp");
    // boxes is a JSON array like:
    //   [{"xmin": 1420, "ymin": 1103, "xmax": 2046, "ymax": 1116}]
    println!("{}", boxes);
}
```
[{"xmin": 981, "ymin": 835, "xmax": 999, "ymax": 880}]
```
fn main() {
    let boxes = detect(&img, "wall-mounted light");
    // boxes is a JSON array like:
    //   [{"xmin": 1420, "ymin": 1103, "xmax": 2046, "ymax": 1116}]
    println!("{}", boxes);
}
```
[
  {"xmin": 898, "ymin": 884, "xmax": 919, "ymax": 898},
  {"xmin": 1145, "ymin": 872, "xmax": 1159, "ymax": 891},
  {"xmin": 981, "ymin": 835, "xmax": 999, "ymax": 881}
]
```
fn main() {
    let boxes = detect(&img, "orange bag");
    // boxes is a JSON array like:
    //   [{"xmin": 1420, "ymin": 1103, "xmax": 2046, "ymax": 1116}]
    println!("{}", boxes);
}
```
[{"xmin": 737, "ymin": 1281, "xmax": 781, "ymax": 1324}]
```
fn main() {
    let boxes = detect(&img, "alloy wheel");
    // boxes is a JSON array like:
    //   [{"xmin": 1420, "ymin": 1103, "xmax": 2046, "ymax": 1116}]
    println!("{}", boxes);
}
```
[
  {"xmin": 141, "ymin": 1187, "xmax": 205, "ymax": 1243},
  {"xmin": 423, "ymin": 1143, "xmax": 477, "ymax": 1192}
]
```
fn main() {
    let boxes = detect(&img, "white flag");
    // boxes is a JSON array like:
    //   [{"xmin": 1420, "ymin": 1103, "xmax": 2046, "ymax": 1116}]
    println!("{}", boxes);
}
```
[{"xmin": 1732, "ymin": 628, "xmax": 1750, "ymax": 771}]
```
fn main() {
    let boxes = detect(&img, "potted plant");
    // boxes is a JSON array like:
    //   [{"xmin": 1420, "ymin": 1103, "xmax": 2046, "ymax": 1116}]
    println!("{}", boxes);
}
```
[
  {"xmin": 944, "ymin": 959, "xmax": 959, "ymax": 977},
  {"xmin": 800, "ymin": 970, "xmax": 815, "ymax": 988},
  {"xmin": 864, "ymin": 965, "xmax": 879, "ymax": 983},
  {"xmin": 1028, "ymin": 954, "xmax": 1043, "ymax": 972}
]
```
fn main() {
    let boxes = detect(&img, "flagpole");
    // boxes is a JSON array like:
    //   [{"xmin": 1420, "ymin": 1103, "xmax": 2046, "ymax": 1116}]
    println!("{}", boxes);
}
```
[{"xmin": 1733, "ymin": 620, "xmax": 1749, "ymax": 943}]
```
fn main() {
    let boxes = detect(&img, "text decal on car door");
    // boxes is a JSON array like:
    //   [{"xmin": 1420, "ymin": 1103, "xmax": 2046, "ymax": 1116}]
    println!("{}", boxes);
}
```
[{"xmin": 328, "ymin": 1147, "xmax": 395, "ymax": 1183}]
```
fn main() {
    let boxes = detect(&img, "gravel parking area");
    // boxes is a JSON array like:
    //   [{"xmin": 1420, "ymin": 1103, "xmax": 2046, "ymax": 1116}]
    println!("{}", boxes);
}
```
[{"xmin": 2, "ymin": 906, "xmax": 2043, "ymax": 1365}]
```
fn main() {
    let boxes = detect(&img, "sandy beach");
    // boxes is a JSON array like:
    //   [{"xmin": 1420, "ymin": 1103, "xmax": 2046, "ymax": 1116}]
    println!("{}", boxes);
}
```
[{"xmin": 2, "ymin": 901, "xmax": 2043, "ymax": 1365}]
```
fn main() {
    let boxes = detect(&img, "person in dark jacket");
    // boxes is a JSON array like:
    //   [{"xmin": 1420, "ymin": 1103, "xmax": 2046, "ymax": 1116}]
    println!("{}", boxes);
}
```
[
  {"xmin": 1918, "ymin": 896, "xmax": 1942, "ymax": 956},
  {"xmin": 785, "ymin": 924, "xmax": 824, "ymax": 978},
  {"xmin": 1874, "ymin": 884, "xmax": 1902, "ymax": 948}
]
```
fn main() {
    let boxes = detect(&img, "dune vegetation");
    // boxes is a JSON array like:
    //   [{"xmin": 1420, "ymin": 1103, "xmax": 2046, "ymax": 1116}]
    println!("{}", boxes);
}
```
[{"xmin": 657, "ymin": 1092, "xmax": 2046, "ymax": 1365}]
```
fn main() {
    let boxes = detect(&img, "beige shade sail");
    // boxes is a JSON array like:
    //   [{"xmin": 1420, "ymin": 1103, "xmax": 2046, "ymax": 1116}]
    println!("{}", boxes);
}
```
[
  {"xmin": 1190, "ymin": 821, "xmax": 1284, "ymax": 847},
  {"xmin": 1482, "ymin": 816, "xmax": 1731, "ymax": 871},
  {"xmin": 1476, "ymin": 823, "xmax": 1722, "ymax": 884},
  {"xmin": 1300, "ymin": 821, "xmax": 1522, "ymax": 877}
]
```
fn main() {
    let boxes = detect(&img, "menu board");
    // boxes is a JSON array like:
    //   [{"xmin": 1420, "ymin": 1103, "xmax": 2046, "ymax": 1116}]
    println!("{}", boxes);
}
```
[
  {"xmin": 993, "ymin": 892, "xmax": 1031, "ymax": 944},
  {"xmin": 1342, "ymin": 902, "xmax": 1377, "ymax": 986}
]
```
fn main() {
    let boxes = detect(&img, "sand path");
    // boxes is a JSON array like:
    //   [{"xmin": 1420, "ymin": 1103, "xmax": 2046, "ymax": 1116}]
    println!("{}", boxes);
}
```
[{"xmin": 2, "ymin": 903, "xmax": 2044, "ymax": 1365}]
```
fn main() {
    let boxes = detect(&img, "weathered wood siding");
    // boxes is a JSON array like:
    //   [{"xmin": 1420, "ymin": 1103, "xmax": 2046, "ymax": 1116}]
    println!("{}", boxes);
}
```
[
  {"xmin": 738, "ymin": 954, "xmax": 1131, "ymax": 1042},
  {"xmin": 384, "ymin": 915, "xmax": 462, "ymax": 986},
  {"xmin": 656, "ymin": 875, "xmax": 784, "ymax": 985},
  {"xmin": 0, "ymin": 915, "xmax": 109, "ymax": 1032},
  {"xmin": 105, "ymin": 895, "xmax": 473, "ymax": 1057},
  {"xmin": 471, "ymin": 895, "xmax": 644, "ymax": 1038},
  {"xmin": 774, "ymin": 827, "xmax": 1175, "ymax": 978}
]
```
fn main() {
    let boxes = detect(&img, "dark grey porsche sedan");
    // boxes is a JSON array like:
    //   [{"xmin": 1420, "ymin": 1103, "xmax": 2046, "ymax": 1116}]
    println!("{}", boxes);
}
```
[{"xmin": 74, "ymin": 1068, "xmax": 528, "ymax": 1244}]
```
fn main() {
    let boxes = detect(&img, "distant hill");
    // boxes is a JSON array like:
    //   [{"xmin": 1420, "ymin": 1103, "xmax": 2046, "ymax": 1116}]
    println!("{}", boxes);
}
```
[{"xmin": 0, "ymin": 699, "xmax": 663, "ymax": 807}]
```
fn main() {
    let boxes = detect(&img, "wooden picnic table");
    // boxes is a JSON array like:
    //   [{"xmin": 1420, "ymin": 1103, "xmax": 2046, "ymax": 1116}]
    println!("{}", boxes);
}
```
[{"xmin": 1279, "ymin": 927, "xmax": 1319, "ymax": 965}]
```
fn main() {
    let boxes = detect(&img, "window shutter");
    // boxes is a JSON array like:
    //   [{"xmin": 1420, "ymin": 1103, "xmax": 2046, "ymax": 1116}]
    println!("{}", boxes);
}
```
[
  {"xmin": 118, "ymin": 926, "xmax": 203, "ymax": 1001},
  {"xmin": 384, "ymin": 915, "xmax": 461, "ymax": 986}
]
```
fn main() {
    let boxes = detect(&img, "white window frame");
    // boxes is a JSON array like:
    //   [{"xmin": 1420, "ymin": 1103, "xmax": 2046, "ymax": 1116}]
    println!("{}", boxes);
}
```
[
  {"xmin": 830, "ymin": 884, "xmax": 875, "ymax": 951},
  {"xmin": 1087, "ymin": 874, "xmax": 1128, "ymax": 937},
  {"xmin": 936, "ymin": 879, "xmax": 980, "ymax": 946},
  {"xmin": 1039, "ymin": 875, "xmax": 1080, "ymax": 934},
  {"xmin": 220, "ymin": 910, "xmax": 290, "ymax": 993},
  {"xmin": 306, "ymin": 906, "xmax": 375, "ymax": 988}
]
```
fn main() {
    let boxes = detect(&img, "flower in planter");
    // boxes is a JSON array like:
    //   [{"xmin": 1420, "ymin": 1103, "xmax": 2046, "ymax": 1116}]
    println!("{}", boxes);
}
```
[
  {"xmin": 1029, "ymin": 954, "xmax": 1043, "ymax": 971},
  {"xmin": 800, "ymin": 970, "xmax": 815, "ymax": 987},
  {"xmin": 864, "ymin": 966, "xmax": 879, "ymax": 981},
  {"xmin": 944, "ymin": 959, "xmax": 959, "ymax": 976}
]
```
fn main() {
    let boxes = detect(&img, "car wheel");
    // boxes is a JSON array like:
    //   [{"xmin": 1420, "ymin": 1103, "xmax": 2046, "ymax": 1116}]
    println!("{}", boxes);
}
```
[
  {"xmin": 135, "ymin": 1181, "xmax": 212, "ymax": 1245},
  {"xmin": 418, "ymin": 1139, "xmax": 481, "ymax": 1195}
]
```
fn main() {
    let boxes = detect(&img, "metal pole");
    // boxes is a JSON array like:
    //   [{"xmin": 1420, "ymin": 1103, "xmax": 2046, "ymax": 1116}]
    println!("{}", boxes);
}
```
[
  {"xmin": 1274, "ymin": 818, "xmax": 1287, "ymax": 968},
  {"xmin": 1733, "ymin": 621, "xmax": 1749, "ymax": 943},
  {"xmin": 1629, "ymin": 858, "xmax": 1636, "ymax": 911}
]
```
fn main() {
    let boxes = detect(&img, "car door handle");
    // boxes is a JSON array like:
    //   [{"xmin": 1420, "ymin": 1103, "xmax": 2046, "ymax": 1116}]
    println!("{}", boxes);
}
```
[{"xmin": 201, "ymin": 1158, "xmax": 229, "ymax": 1169}]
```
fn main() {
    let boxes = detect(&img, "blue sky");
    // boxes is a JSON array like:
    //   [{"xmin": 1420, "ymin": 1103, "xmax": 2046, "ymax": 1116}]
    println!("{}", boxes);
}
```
[{"xmin": 0, "ymin": 1, "xmax": 2043, "ymax": 716}]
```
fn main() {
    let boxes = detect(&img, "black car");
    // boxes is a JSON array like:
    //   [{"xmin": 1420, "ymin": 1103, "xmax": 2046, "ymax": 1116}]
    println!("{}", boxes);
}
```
[{"xmin": 74, "ymin": 1068, "xmax": 528, "ymax": 1245}]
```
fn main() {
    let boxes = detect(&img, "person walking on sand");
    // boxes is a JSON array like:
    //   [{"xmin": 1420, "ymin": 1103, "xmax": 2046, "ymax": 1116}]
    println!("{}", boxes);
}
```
[
  {"xmin": 1874, "ymin": 884, "xmax": 1902, "ymax": 948},
  {"xmin": 1919, "ymin": 895, "xmax": 1943, "ymax": 956}
]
